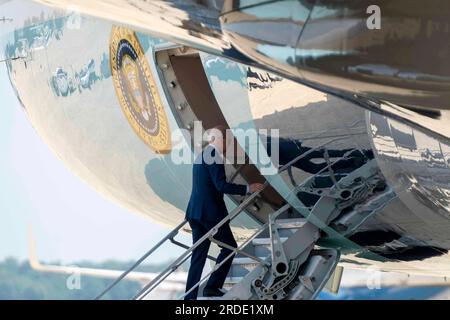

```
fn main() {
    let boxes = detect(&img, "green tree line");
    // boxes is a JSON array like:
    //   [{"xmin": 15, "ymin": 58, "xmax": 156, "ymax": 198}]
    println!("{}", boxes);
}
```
[{"xmin": 0, "ymin": 257, "xmax": 185, "ymax": 300}]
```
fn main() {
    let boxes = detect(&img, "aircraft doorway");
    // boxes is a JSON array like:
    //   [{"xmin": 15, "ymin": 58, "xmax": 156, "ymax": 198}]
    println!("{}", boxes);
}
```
[{"xmin": 155, "ymin": 46, "xmax": 285, "ymax": 224}]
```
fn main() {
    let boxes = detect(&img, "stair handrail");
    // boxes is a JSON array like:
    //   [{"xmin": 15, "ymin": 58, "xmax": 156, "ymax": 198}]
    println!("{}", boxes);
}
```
[
  {"xmin": 289, "ymin": 148, "xmax": 365, "ymax": 198},
  {"xmin": 96, "ymin": 135, "xmax": 357, "ymax": 300},
  {"xmin": 131, "ymin": 136, "xmax": 347, "ymax": 299},
  {"xmin": 132, "ymin": 184, "xmax": 270, "ymax": 299},
  {"xmin": 178, "ymin": 145, "xmax": 370, "ymax": 300},
  {"xmin": 94, "ymin": 219, "xmax": 188, "ymax": 300},
  {"xmin": 176, "ymin": 222, "xmax": 269, "ymax": 300}
]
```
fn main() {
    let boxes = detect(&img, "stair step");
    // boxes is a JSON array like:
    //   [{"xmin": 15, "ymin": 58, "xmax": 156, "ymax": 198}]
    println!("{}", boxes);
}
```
[
  {"xmin": 251, "ymin": 237, "xmax": 288, "ymax": 256},
  {"xmin": 276, "ymin": 218, "xmax": 308, "ymax": 229},
  {"xmin": 225, "ymin": 276, "xmax": 244, "ymax": 285},
  {"xmin": 230, "ymin": 257, "xmax": 261, "ymax": 277},
  {"xmin": 252, "ymin": 237, "xmax": 288, "ymax": 246},
  {"xmin": 232, "ymin": 257, "xmax": 262, "ymax": 265},
  {"xmin": 223, "ymin": 249, "xmax": 340, "ymax": 300},
  {"xmin": 223, "ymin": 276, "xmax": 243, "ymax": 290}
]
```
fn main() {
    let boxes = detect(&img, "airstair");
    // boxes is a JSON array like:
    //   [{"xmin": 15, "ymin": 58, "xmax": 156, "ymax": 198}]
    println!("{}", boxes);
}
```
[{"xmin": 94, "ymin": 138, "xmax": 395, "ymax": 300}]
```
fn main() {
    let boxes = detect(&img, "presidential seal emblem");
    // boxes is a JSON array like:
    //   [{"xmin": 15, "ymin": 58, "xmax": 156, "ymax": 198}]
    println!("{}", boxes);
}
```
[{"xmin": 110, "ymin": 26, "xmax": 171, "ymax": 154}]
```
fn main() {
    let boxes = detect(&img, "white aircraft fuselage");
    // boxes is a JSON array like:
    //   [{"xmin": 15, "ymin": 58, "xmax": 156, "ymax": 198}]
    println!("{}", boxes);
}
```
[{"xmin": 1, "ymin": 0, "xmax": 450, "ymax": 280}]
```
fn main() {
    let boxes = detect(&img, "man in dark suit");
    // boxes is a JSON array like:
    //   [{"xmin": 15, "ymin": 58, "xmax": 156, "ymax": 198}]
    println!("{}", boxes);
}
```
[{"xmin": 184, "ymin": 125, "xmax": 263, "ymax": 300}]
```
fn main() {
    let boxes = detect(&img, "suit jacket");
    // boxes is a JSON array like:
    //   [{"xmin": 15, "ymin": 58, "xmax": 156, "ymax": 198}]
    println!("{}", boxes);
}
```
[{"xmin": 186, "ymin": 145, "xmax": 247, "ymax": 223}]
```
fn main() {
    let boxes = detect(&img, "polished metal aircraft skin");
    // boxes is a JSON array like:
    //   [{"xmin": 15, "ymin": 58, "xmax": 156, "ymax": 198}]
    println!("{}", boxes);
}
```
[
  {"xmin": 30, "ymin": 0, "xmax": 450, "ymax": 141},
  {"xmin": 1, "ymin": 0, "xmax": 450, "ymax": 279}
]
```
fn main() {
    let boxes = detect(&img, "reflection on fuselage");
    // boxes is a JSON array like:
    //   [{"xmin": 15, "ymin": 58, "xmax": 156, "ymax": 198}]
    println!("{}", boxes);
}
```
[
  {"xmin": 246, "ymin": 67, "xmax": 282, "ymax": 91},
  {"xmin": 369, "ymin": 113, "xmax": 450, "ymax": 248},
  {"xmin": 200, "ymin": 53, "xmax": 450, "ymax": 274}
]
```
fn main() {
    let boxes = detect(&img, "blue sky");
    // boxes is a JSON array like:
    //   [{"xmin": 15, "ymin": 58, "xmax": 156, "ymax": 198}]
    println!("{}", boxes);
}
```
[{"xmin": 0, "ymin": 62, "xmax": 187, "ymax": 265}]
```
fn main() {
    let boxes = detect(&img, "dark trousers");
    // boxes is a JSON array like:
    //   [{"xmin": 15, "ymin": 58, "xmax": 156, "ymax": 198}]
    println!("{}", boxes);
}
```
[{"xmin": 184, "ymin": 218, "xmax": 237, "ymax": 300}]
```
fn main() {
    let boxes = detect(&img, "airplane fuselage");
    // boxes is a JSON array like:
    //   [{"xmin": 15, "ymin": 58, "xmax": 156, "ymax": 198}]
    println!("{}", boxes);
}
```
[{"xmin": 2, "ymin": 0, "xmax": 450, "ymax": 278}]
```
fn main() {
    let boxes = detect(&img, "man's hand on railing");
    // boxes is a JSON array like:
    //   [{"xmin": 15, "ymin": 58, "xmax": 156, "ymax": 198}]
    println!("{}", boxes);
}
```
[{"xmin": 249, "ymin": 183, "xmax": 265, "ymax": 193}]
